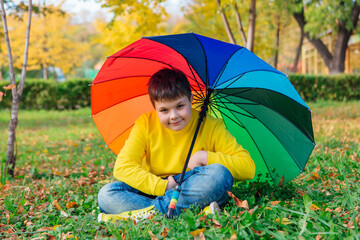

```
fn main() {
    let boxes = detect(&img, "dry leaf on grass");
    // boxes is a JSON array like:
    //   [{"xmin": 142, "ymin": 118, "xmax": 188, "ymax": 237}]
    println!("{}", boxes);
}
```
[
  {"xmin": 66, "ymin": 202, "xmax": 79, "ymax": 209},
  {"xmin": 148, "ymin": 230, "xmax": 158, "ymax": 240},
  {"xmin": 275, "ymin": 218, "xmax": 292, "ymax": 225},
  {"xmin": 190, "ymin": 228, "xmax": 205, "ymax": 237},
  {"xmin": 227, "ymin": 191, "xmax": 249, "ymax": 210}
]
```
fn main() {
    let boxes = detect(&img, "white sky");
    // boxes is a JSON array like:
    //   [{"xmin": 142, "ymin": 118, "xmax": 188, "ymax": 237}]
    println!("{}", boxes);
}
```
[{"xmin": 49, "ymin": 0, "xmax": 186, "ymax": 23}]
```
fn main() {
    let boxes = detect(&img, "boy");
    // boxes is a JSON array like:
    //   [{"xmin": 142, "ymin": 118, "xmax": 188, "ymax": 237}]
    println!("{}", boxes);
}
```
[{"xmin": 98, "ymin": 68, "xmax": 255, "ymax": 222}]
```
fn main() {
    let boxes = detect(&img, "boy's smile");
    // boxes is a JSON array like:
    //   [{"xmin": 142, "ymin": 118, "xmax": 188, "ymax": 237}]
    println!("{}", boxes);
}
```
[{"xmin": 154, "ymin": 95, "xmax": 193, "ymax": 131}]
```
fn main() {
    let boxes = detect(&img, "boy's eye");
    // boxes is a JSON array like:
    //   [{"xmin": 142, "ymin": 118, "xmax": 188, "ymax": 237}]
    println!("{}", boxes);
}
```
[
  {"xmin": 177, "ymin": 104, "xmax": 184, "ymax": 109},
  {"xmin": 160, "ymin": 109, "xmax": 168, "ymax": 113}
]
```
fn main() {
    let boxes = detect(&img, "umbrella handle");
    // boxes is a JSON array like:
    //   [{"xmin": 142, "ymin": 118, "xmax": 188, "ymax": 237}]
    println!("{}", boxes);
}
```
[{"xmin": 166, "ymin": 186, "xmax": 180, "ymax": 219}]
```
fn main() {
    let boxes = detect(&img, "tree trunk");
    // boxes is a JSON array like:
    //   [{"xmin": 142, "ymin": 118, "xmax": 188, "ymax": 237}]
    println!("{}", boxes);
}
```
[
  {"xmin": 43, "ymin": 65, "xmax": 48, "ymax": 80},
  {"xmin": 246, "ymin": 0, "xmax": 256, "ymax": 51},
  {"xmin": 274, "ymin": 16, "xmax": 280, "ymax": 69},
  {"xmin": 293, "ymin": 3, "xmax": 360, "ymax": 74},
  {"xmin": 1, "ymin": 0, "xmax": 32, "ymax": 177},
  {"xmin": 233, "ymin": 3, "xmax": 247, "ymax": 46},
  {"xmin": 216, "ymin": 0, "xmax": 236, "ymax": 44},
  {"xmin": 292, "ymin": 26, "xmax": 304, "ymax": 73}
]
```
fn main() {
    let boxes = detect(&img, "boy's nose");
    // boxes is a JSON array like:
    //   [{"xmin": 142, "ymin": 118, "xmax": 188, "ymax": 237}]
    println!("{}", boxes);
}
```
[{"xmin": 170, "ymin": 110, "xmax": 179, "ymax": 119}]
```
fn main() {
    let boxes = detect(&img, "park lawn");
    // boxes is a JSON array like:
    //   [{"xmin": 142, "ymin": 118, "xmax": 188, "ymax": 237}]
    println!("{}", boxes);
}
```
[{"xmin": 0, "ymin": 101, "xmax": 359, "ymax": 239}]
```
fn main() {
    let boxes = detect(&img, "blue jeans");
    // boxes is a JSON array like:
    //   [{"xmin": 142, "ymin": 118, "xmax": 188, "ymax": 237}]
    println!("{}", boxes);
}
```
[{"xmin": 98, "ymin": 164, "xmax": 233, "ymax": 216}]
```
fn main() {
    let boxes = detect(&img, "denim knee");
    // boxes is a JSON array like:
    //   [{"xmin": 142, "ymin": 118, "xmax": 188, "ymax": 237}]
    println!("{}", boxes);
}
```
[
  {"xmin": 97, "ymin": 183, "xmax": 112, "ymax": 212},
  {"xmin": 204, "ymin": 163, "xmax": 234, "ymax": 191}
]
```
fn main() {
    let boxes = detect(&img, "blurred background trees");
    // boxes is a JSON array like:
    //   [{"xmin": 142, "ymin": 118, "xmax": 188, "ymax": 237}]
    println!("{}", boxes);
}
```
[{"xmin": 0, "ymin": 0, "xmax": 359, "ymax": 81}]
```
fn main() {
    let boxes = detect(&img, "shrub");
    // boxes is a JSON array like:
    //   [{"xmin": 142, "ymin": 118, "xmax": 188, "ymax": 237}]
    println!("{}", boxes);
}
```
[
  {"xmin": 0, "ymin": 79, "xmax": 91, "ymax": 110},
  {"xmin": 289, "ymin": 74, "xmax": 360, "ymax": 101},
  {"xmin": 0, "ymin": 75, "xmax": 359, "ymax": 110}
]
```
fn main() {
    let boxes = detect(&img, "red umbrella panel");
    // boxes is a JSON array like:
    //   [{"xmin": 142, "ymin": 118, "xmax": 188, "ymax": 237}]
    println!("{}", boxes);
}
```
[{"xmin": 91, "ymin": 38, "xmax": 205, "ymax": 155}]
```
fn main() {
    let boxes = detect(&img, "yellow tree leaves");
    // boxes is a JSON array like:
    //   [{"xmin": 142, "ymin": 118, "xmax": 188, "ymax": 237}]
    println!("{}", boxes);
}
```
[
  {"xmin": 93, "ymin": 0, "xmax": 168, "ymax": 55},
  {"xmin": 1, "ymin": 3, "xmax": 89, "ymax": 76}
]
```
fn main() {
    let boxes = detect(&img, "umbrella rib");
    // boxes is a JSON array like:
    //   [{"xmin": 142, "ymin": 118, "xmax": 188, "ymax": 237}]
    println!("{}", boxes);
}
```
[
  {"xmin": 92, "ymin": 93, "xmax": 151, "ymax": 116},
  {"xmin": 212, "ymin": 74, "xmax": 244, "ymax": 98},
  {"xmin": 214, "ymin": 88, "xmax": 256, "ymax": 99},
  {"xmin": 187, "ymin": 61, "xmax": 206, "ymax": 99},
  {"xmin": 210, "ymin": 104, "xmax": 245, "ymax": 129},
  {"xmin": 214, "ymin": 96, "xmax": 256, "ymax": 119},
  {"xmin": 219, "ymin": 93, "xmax": 306, "ymax": 173},
  {"xmin": 207, "ymin": 102, "xmax": 220, "ymax": 118},
  {"xmin": 211, "ymin": 62, "xmax": 228, "ymax": 89},
  {"xmin": 106, "ymin": 124, "xmax": 134, "ymax": 147},
  {"xmin": 214, "ymin": 97, "xmax": 277, "ymax": 184}
]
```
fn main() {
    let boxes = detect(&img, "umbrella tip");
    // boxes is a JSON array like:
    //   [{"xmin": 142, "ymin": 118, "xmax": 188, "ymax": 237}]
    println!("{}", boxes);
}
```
[{"xmin": 89, "ymin": 115, "xmax": 92, "ymax": 118}]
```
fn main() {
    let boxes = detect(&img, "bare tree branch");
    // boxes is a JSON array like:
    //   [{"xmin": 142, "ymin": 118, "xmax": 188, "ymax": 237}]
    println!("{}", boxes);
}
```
[
  {"xmin": 246, "ymin": 0, "xmax": 256, "ymax": 51},
  {"xmin": 216, "ymin": 0, "xmax": 236, "ymax": 44},
  {"xmin": 233, "ymin": 3, "xmax": 247, "ymax": 46},
  {"xmin": 18, "ymin": 0, "xmax": 32, "ymax": 96}
]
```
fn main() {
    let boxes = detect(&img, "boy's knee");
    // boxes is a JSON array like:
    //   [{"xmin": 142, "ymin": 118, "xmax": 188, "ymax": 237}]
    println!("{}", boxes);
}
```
[
  {"xmin": 98, "ymin": 183, "xmax": 114, "ymax": 209},
  {"xmin": 203, "ymin": 164, "xmax": 233, "ymax": 190}
]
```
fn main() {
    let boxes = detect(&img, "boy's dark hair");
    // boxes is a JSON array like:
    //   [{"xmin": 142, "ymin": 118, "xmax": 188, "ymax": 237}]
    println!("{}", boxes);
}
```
[{"xmin": 148, "ymin": 68, "xmax": 192, "ymax": 106}]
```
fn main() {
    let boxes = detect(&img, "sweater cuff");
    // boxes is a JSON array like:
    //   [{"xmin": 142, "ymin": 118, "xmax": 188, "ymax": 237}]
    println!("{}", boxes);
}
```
[{"xmin": 154, "ymin": 178, "xmax": 168, "ymax": 196}]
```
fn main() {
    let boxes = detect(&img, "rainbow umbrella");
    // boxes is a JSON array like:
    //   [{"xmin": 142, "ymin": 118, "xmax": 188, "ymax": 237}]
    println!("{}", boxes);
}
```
[{"xmin": 91, "ymin": 33, "xmax": 315, "ymax": 218}]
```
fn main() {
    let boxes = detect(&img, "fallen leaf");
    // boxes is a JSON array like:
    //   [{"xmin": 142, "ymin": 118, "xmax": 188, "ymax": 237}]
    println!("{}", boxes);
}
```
[
  {"xmin": 190, "ymin": 228, "xmax": 205, "ymax": 237},
  {"xmin": 209, "ymin": 218, "xmax": 222, "ymax": 228},
  {"xmin": 17, "ymin": 202, "xmax": 24, "ymax": 215},
  {"xmin": 251, "ymin": 227, "xmax": 262, "ymax": 236},
  {"xmin": 307, "ymin": 172, "xmax": 321, "ymax": 180},
  {"xmin": 227, "ymin": 191, "xmax": 249, "ymax": 210},
  {"xmin": 160, "ymin": 227, "xmax": 169, "ymax": 238},
  {"xmin": 1, "ymin": 183, "xmax": 12, "ymax": 192},
  {"xmin": 325, "ymin": 208, "xmax": 332, "ymax": 212},
  {"xmin": 278, "ymin": 175, "xmax": 284, "ymax": 187},
  {"xmin": 344, "ymin": 221, "xmax": 354, "ymax": 229},
  {"xmin": 62, "ymin": 232, "xmax": 78, "ymax": 240},
  {"xmin": 37, "ymin": 226, "xmax": 53, "ymax": 232},
  {"xmin": 52, "ymin": 168, "xmax": 70, "ymax": 177},
  {"xmin": 327, "ymin": 173, "xmax": 339, "ymax": 178},
  {"xmin": 3, "ymin": 84, "xmax": 16, "ymax": 90},
  {"xmin": 53, "ymin": 200, "xmax": 62, "ymax": 210},
  {"xmin": 148, "ymin": 230, "xmax": 159, "ymax": 240},
  {"xmin": 230, "ymin": 233, "xmax": 237, "ymax": 239},
  {"xmin": 297, "ymin": 189, "xmax": 306, "ymax": 197},
  {"xmin": 194, "ymin": 231, "xmax": 206, "ymax": 240},
  {"xmin": 66, "ymin": 202, "xmax": 79, "ymax": 209},
  {"xmin": 270, "ymin": 201, "xmax": 281, "ymax": 206},
  {"xmin": 316, "ymin": 234, "xmax": 322, "ymax": 240},
  {"xmin": 310, "ymin": 204, "xmax": 320, "ymax": 211},
  {"xmin": 24, "ymin": 220, "xmax": 33, "ymax": 227},
  {"xmin": 265, "ymin": 207, "xmax": 272, "ymax": 210},
  {"xmin": 275, "ymin": 218, "xmax": 292, "ymax": 225},
  {"xmin": 53, "ymin": 225, "xmax": 62, "ymax": 231},
  {"xmin": 146, "ymin": 213, "xmax": 154, "ymax": 220},
  {"xmin": 334, "ymin": 207, "xmax": 342, "ymax": 213}
]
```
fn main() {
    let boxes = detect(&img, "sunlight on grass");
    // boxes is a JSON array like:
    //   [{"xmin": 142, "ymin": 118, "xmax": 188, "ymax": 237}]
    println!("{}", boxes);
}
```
[{"xmin": 0, "ymin": 102, "xmax": 359, "ymax": 239}]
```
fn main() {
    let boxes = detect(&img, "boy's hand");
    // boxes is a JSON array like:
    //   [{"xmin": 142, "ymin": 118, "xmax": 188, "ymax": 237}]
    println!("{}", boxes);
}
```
[
  {"xmin": 165, "ymin": 175, "xmax": 178, "ymax": 191},
  {"xmin": 188, "ymin": 151, "xmax": 208, "ymax": 170}
]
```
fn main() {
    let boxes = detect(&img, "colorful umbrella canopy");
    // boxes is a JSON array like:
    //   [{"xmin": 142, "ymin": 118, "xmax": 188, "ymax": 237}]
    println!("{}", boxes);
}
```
[{"xmin": 91, "ymin": 33, "xmax": 315, "ymax": 185}]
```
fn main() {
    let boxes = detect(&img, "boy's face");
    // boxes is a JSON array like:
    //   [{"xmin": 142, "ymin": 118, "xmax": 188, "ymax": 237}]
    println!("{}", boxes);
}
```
[{"xmin": 154, "ymin": 95, "xmax": 193, "ymax": 131}]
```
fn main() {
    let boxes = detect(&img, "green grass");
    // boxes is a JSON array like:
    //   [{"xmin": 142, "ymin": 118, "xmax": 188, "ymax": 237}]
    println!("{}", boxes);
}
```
[{"xmin": 0, "ymin": 101, "xmax": 359, "ymax": 239}]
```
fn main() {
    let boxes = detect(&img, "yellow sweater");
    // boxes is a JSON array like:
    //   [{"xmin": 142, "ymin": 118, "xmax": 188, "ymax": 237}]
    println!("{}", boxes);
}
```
[{"xmin": 114, "ymin": 109, "xmax": 255, "ymax": 196}]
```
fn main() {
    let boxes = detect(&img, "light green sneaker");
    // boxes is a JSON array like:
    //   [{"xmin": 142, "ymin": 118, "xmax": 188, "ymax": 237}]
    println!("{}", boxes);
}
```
[
  {"xmin": 203, "ymin": 201, "xmax": 221, "ymax": 216},
  {"xmin": 97, "ymin": 205, "xmax": 155, "ymax": 223}
]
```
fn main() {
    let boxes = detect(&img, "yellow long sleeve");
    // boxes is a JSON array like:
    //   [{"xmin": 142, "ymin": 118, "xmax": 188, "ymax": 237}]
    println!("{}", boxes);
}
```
[{"xmin": 113, "ymin": 109, "xmax": 255, "ymax": 196}]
